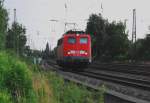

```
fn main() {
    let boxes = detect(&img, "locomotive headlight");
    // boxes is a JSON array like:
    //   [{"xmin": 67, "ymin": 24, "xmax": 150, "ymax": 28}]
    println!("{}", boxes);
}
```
[
  {"xmin": 85, "ymin": 52, "xmax": 88, "ymax": 55},
  {"xmin": 67, "ymin": 51, "xmax": 71, "ymax": 54}
]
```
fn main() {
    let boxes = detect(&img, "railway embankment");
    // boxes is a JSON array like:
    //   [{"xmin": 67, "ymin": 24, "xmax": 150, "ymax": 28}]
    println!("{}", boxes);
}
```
[
  {"xmin": 46, "ymin": 60, "xmax": 150, "ymax": 103},
  {"xmin": 0, "ymin": 52, "xmax": 104, "ymax": 103}
]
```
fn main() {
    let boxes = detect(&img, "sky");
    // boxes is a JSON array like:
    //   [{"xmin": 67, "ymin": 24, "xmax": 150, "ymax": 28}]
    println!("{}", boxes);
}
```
[{"xmin": 4, "ymin": 0, "xmax": 150, "ymax": 50}]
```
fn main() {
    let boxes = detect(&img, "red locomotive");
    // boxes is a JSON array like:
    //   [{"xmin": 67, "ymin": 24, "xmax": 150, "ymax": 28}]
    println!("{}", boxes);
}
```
[{"xmin": 56, "ymin": 30, "xmax": 92, "ymax": 67}]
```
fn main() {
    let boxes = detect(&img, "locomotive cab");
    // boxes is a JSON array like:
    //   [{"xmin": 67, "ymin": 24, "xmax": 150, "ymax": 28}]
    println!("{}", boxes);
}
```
[{"xmin": 56, "ymin": 30, "xmax": 92, "ymax": 67}]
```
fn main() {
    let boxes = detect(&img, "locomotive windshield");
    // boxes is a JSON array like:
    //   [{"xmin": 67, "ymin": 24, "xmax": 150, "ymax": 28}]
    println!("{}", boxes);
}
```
[
  {"xmin": 68, "ymin": 37, "xmax": 76, "ymax": 44},
  {"xmin": 80, "ymin": 37, "xmax": 88, "ymax": 44}
]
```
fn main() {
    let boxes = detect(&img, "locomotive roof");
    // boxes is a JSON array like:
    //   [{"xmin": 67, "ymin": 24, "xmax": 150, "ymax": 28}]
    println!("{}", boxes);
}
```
[
  {"xmin": 64, "ymin": 30, "xmax": 85, "ymax": 35},
  {"xmin": 58, "ymin": 30, "xmax": 90, "ymax": 41}
]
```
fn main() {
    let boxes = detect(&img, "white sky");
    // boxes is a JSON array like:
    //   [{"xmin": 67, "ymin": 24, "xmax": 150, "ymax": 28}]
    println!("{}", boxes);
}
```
[{"xmin": 4, "ymin": 0, "xmax": 150, "ymax": 50}]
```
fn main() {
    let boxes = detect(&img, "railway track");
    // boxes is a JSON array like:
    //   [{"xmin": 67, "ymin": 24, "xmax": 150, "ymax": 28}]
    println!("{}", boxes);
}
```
[
  {"xmin": 90, "ymin": 63, "xmax": 150, "ymax": 76},
  {"xmin": 45, "ymin": 60, "xmax": 150, "ymax": 91},
  {"xmin": 43, "ymin": 60, "xmax": 150, "ymax": 102},
  {"xmin": 78, "ymin": 70, "xmax": 150, "ymax": 90}
]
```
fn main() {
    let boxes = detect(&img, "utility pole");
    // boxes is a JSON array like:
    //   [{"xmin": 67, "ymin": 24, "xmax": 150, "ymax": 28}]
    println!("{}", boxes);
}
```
[
  {"xmin": 14, "ymin": 9, "xmax": 17, "ymax": 23},
  {"xmin": 101, "ymin": 2, "xmax": 103, "ymax": 14},
  {"xmin": 132, "ymin": 9, "xmax": 136, "ymax": 61},
  {"xmin": 14, "ymin": 8, "xmax": 19, "ymax": 56},
  {"xmin": 132, "ymin": 9, "xmax": 136, "ymax": 43}
]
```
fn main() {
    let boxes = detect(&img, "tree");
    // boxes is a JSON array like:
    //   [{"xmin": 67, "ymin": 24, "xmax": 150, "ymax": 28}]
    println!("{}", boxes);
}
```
[
  {"xmin": 42, "ymin": 42, "xmax": 50, "ymax": 60},
  {"xmin": 132, "ymin": 39, "xmax": 144, "ymax": 60},
  {"xmin": 45, "ymin": 42, "xmax": 50, "ymax": 55},
  {"xmin": 105, "ymin": 22, "xmax": 129, "ymax": 60},
  {"xmin": 24, "ymin": 46, "xmax": 31, "ymax": 57},
  {"xmin": 86, "ymin": 14, "xmax": 108, "ymax": 60},
  {"xmin": 0, "ymin": 0, "xmax": 8, "ymax": 50},
  {"xmin": 134, "ymin": 34, "xmax": 150, "ymax": 61},
  {"xmin": 86, "ymin": 14, "xmax": 129, "ymax": 61},
  {"xmin": 6, "ymin": 22, "xmax": 27, "ymax": 56}
]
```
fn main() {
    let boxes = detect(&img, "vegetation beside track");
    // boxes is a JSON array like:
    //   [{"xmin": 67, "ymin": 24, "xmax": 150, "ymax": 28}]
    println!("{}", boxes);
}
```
[
  {"xmin": 0, "ymin": 52, "xmax": 104, "ymax": 103},
  {"xmin": 32, "ymin": 70, "xmax": 105, "ymax": 103}
]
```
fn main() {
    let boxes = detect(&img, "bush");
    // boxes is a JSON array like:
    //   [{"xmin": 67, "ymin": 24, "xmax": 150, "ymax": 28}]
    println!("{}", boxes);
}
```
[
  {"xmin": 0, "ymin": 52, "xmax": 36, "ymax": 103},
  {"xmin": 0, "ymin": 91, "xmax": 12, "ymax": 103},
  {"xmin": 0, "ymin": 52, "xmax": 11, "ymax": 88},
  {"xmin": 62, "ymin": 82, "xmax": 88, "ymax": 103},
  {"xmin": 4, "ymin": 61, "xmax": 32, "ymax": 98},
  {"xmin": 0, "ymin": 52, "xmax": 105, "ymax": 103}
]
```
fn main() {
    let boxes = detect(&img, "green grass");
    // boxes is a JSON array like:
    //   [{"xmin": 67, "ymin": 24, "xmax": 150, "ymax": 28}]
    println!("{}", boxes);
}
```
[
  {"xmin": 31, "ymin": 66, "xmax": 105, "ymax": 103},
  {"xmin": 0, "ymin": 52, "xmax": 37, "ymax": 103},
  {"xmin": 0, "ymin": 90, "xmax": 12, "ymax": 103},
  {"xmin": 45, "ymin": 70, "xmax": 105, "ymax": 103},
  {"xmin": 0, "ymin": 51, "xmax": 105, "ymax": 103}
]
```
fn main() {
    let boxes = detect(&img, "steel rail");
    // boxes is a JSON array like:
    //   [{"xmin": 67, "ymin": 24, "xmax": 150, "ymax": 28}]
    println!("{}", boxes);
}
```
[
  {"xmin": 78, "ymin": 70, "xmax": 150, "ymax": 91},
  {"xmin": 45, "ymin": 60, "xmax": 150, "ymax": 91}
]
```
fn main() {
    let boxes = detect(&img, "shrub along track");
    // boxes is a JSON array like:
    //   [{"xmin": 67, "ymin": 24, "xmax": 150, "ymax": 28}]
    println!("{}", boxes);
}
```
[{"xmin": 43, "ymin": 60, "xmax": 150, "ymax": 102}]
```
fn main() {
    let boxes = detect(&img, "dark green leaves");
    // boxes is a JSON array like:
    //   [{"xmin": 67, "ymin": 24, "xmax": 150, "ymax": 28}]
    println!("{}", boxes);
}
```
[{"xmin": 86, "ymin": 14, "xmax": 129, "ymax": 61}]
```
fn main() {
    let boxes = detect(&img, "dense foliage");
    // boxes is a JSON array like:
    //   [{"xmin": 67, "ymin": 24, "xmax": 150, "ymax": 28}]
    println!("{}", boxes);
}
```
[
  {"xmin": 134, "ymin": 34, "xmax": 150, "ymax": 61},
  {"xmin": 0, "ymin": 91, "xmax": 12, "ymax": 103},
  {"xmin": 86, "ymin": 14, "xmax": 129, "ymax": 61},
  {"xmin": 0, "ymin": 0, "xmax": 8, "ymax": 50},
  {"xmin": 0, "ymin": 52, "xmax": 36, "ymax": 103},
  {"xmin": 6, "ymin": 22, "xmax": 27, "ymax": 56}
]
